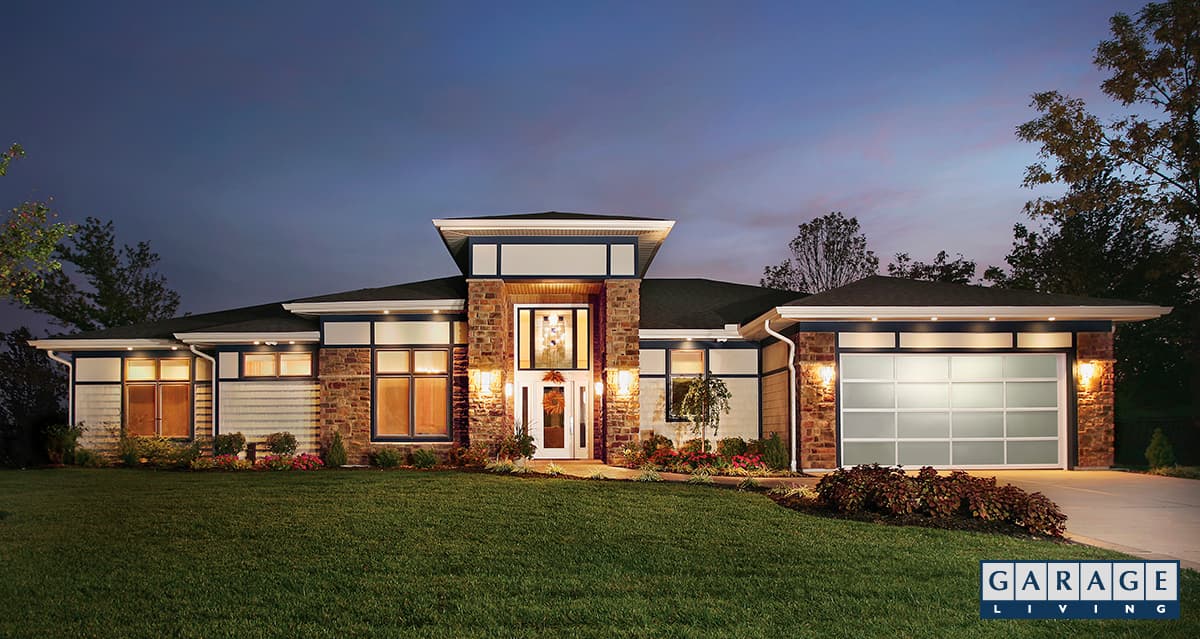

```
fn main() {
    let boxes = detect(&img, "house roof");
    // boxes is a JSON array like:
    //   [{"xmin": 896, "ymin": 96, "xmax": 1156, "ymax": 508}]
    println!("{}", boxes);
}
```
[
  {"xmin": 290, "ymin": 276, "xmax": 467, "ymax": 303},
  {"xmin": 639, "ymin": 278, "xmax": 799, "ymax": 330},
  {"xmin": 40, "ymin": 302, "xmax": 317, "ymax": 341},
  {"xmin": 785, "ymin": 275, "xmax": 1148, "ymax": 307},
  {"xmin": 442, "ymin": 211, "xmax": 667, "ymax": 222}
]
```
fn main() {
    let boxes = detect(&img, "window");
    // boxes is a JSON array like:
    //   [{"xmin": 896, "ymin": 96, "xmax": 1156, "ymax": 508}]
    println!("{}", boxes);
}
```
[
  {"xmin": 517, "ymin": 307, "xmax": 589, "ymax": 370},
  {"xmin": 241, "ymin": 352, "xmax": 313, "ymax": 378},
  {"xmin": 124, "ymin": 358, "xmax": 191, "ymax": 438},
  {"xmin": 668, "ymin": 349, "xmax": 705, "ymax": 421},
  {"xmin": 375, "ymin": 349, "xmax": 450, "ymax": 438}
]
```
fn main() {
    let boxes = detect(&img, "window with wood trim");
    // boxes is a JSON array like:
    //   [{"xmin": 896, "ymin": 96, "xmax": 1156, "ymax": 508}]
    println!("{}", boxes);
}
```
[
  {"xmin": 375, "ymin": 349, "xmax": 450, "ymax": 439},
  {"xmin": 242, "ymin": 352, "xmax": 313, "ymax": 378},
  {"xmin": 516, "ymin": 307, "xmax": 590, "ymax": 370},
  {"xmin": 124, "ymin": 358, "xmax": 191, "ymax": 438},
  {"xmin": 668, "ymin": 349, "xmax": 705, "ymax": 421}
]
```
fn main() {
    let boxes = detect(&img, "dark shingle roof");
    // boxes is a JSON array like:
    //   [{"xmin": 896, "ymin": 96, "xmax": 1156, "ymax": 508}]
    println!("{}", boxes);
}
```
[
  {"xmin": 786, "ymin": 275, "xmax": 1149, "ymax": 307},
  {"xmin": 49, "ymin": 302, "xmax": 316, "ymax": 340},
  {"xmin": 640, "ymin": 279, "xmax": 799, "ymax": 329},
  {"xmin": 444, "ymin": 211, "xmax": 665, "ymax": 222},
  {"xmin": 291, "ymin": 276, "xmax": 467, "ymax": 303}
]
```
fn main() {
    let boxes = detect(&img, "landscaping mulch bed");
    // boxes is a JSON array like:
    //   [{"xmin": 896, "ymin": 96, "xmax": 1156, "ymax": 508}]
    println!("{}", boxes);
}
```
[{"xmin": 768, "ymin": 493, "xmax": 1063, "ymax": 542}]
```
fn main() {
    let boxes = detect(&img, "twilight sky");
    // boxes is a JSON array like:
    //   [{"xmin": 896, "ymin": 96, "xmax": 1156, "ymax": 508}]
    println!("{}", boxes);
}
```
[{"xmin": 0, "ymin": 0, "xmax": 1144, "ymax": 332}]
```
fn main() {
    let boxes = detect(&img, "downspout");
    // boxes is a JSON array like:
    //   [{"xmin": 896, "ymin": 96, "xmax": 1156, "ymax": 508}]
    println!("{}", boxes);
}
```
[
  {"xmin": 46, "ymin": 351, "xmax": 74, "ymax": 426},
  {"xmin": 190, "ymin": 345, "xmax": 218, "ymax": 436},
  {"xmin": 763, "ymin": 319, "xmax": 798, "ymax": 473}
]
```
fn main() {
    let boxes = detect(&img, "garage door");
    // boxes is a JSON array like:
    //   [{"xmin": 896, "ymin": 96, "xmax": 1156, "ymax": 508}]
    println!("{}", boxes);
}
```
[{"xmin": 839, "ymin": 353, "xmax": 1066, "ymax": 468}]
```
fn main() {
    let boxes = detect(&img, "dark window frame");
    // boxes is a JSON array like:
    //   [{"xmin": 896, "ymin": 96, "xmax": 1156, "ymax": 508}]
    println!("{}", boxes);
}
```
[
  {"xmin": 372, "ymin": 347, "xmax": 452, "ymax": 441},
  {"xmin": 517, "ymin": 306, "xmax": 591, "ymax": 371},
  {"xmin": 122, "ymin": 357, "xmax": 194, "ymax": 439},
  {"xmin": 667, "ymin": 348, "xmax": 706, "ymax": 422}
]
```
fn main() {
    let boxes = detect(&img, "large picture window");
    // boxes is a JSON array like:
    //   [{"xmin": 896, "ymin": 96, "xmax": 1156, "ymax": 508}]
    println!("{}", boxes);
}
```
[
  {"xmin": 124, "ymin": 358, "xmax": 191, "ymax": 438},
  {"xmin": 517, "ymin": 307, "xmax": 589, "ymax": 370},
  {"xmin": 375, "ymin": 349, "xmax": 450, "ymax": 439},
  {"xmin": 668, "ymin": 349, "xmax": 705, "ymax": 421}
]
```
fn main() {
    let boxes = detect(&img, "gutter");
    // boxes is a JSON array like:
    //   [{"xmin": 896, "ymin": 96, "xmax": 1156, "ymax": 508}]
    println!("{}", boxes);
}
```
[
  {"xmin": 763, "ymin": 319, "xmax": 798, "ymax": 473},
  {"xmin": 46, "ymin": 351, "xmax": 74, "ymax": 426},
  {"xmin": 189, "ymin": 345, "xmax": 218, "ymax": 436}
]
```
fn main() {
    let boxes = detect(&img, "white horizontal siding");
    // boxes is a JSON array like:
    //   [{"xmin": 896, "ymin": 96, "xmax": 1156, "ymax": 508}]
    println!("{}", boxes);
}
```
[
  {"xmin": 194, "ymin": 383, "xmax": 213, "ymax": 440},
  {"xmin": 218, "ymin": 381, "xmax": 319, "ymax": 453},
  {"xmin": 75, "ymin": 384, "xmax": 121, "ymax": 453},
  {"xmin": 638, "ymin": 376, "xmax": 759, "ymax": 445}
]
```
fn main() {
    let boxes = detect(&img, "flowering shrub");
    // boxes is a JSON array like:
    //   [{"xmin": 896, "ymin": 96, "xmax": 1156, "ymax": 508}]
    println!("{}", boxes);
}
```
[
  {"xmin": 448, "ymin": 445, "xmax": 489, "ymax": 468},
  {"xmin": 198, "ymin": 454, "xmax": 251, "ymax": 471},
  {"xmin": 680, "ymin": 451, "xmax": 720, "ymax": 469},
  {"xmin": 254, "ymin": 455, "xmax": 294, "ymax": 471},
  {"xmin": 730, "ymin": 454, "xmax": 764, "ymax": 471},
  {"xmin": 649, "ymin": 447, "xmax": 680, "ymax": 467},
  {"xmin": 816, "ymin": 465, "xmax": 1067, "ymax": 537}
]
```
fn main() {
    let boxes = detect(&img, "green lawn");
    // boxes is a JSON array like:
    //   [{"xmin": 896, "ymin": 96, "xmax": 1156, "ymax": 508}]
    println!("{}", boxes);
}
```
[{"xmin": 0, "ymin": 470, "xmax": 1194, "ymax": 638}]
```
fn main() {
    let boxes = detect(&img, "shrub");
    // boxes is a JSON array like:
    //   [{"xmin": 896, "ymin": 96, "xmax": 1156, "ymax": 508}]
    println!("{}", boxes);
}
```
[
  {"xmin": 730, "ymin": 454, "xmax": 764, "ymax": 471},
  {"xmin": 738, "ymin": 476, "xmax": 762, "ymax": 491},
  {"xmin": 641, "ymin": 434, "xmax": 673, "ymax": 458},
  {"xmin": 1145, "ymin": 427, "xmax": 1176, "ymax": 469},
  {"xmin": 73, "ymin": 447, "xmax": 104, "ymax": 468},
  {"xmin": 43, "ymin": 423, "xmax": 81, "ymax": 465},
  {"xmin": 212, "ymin": 454, "xmax": 251, "ymax": 471},
  {"xmin": 118, "ymin": 436, "xmax": 199, "ymax": 468},
  {"xmin": 410, "ymin": 448, "xmax": 438, "ymax": 469},
  {"xmin": 648, "ymin": 447, "xmax": 679, "ymax": 467},
  {"xmin": 486, "ymin": 459, "xmax": 516, "ymax": 474},
  {"xmin": 678, "ymin": 438, "xmax": 707, "ymax": 454},
  {"xmin": 265, "ymin": 432, "xmax": 297, "ymax": 456},
  {"xmin": 816, "ymin": 465, "xmax": 1068, "ymax": 537},
  {"xmin": 290, "ymin": 453, "xmax": 324, "ymax": 471},
  {"xmin": 190, "ymin": 456, "xmax": 214, "ymax": 471},
  {"xmin": 497, "ymin": 426, "xmax": 537, "ymax": 460},
  {"xmin": 447, "ymin": 445, "xmax": 488, "ymax": 468},
  {"xmin": 757, "ymin": 433, "xmax": 788, "ymax": 471},
  {"xmin": 544, "ymin": 462, "xmax": 565, "ymax": 477},
  {"xmin": 687, "ymin": 470, "xmax": 714, "ymax": 485},
  {"xmin": 324, "ymin": 431, "xmax": 348, "ymax": 467},
  {"xmin": 620, "ymin": 443, "xmax": 647, "ymax": 467},
  {"xmin": 634, "ymin": 466, "xmax": 662, "ymax": 482},
  {"xmin": 370, "ymin": 448, "xmax": 403, "ymax": 469},
  {"xmin": 587, "ymin": 471, "xmax": 607, "ymax": 480},
  {"xmin": 212, "ymin": 432, "xmax": 246, "ymax": 457},
  {"xmin": 716, "ymin": 437, "xmax": 748, "ymax": 459},
  {"xmin": 254, "ymin": 455, "xmax": 294, "ymax": 471}
]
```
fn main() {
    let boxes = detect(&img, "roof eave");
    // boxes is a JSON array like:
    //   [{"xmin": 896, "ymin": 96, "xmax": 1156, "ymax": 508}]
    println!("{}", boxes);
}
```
[
  {"xmin": 639, "ymin": 325, "xmax": 744, "ymax": 341},
  {"xmin": 282, "ymin": 299, "xmax": 466, "ymax": 315},
  {"xmin": 775, "ymin": 305, "xmax": 1173, "ymax": 322},
  {"xmin": 29, "ymin": 338, "xmax": 181, "ymax": 351},
  {"xmin": 174, "ymin": 331, "xmax": 321, "ymax": 345}
]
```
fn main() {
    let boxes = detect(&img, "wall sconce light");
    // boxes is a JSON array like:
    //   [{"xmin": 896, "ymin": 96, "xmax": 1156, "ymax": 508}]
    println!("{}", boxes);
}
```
[
  {"xmin": 617, "ymin": 370, "xmax": 634, "ymax": 396},
  {"xmin": 504, "ymin": 382, "xmax": 513, "ymax": 397},
  {"xmin": 594, "ymin": 380, "xmax": 604, "ymax": 396},
  {"xmin": 478, "ymin": 371, "xmax": 494, "ymax": 396},
  {"xmin": 818, "ymin": 365, "xmax": 835, "ymax": 386},
  {"xmin": 1078, "ymin": 362, "xmax": 1097, "ymax": 385}
]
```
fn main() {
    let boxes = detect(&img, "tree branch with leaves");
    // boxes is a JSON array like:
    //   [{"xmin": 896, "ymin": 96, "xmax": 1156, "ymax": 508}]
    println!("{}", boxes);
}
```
[
  {"xmin": 1, "ymin": 143, "xmax": 76, "ymax": 304},
  {"xmin": 761, "ymin": 211, "xmax": 879, "ymax": 293}
]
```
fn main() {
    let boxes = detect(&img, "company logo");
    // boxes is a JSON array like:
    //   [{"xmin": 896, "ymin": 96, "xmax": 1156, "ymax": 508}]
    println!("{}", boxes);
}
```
[{"xmin": 980, "ymin": 561, "xmax": 1179, "ymax": 619}]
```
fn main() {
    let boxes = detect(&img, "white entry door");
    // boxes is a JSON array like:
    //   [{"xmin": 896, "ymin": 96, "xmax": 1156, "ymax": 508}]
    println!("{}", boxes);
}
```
[{"xmin": 516, "ymin": 370, "xmax": 592, "ymax": 459}]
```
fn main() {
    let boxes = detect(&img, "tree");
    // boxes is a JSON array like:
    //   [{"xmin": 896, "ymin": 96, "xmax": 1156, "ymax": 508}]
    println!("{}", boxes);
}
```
[
  {"xmin": 887, "ymin": 251, "xmax": 977, "ymax": 284},
  {"xmin": 23, "ymin": 217, "xmax": 180, "ymax": 333},
  {"xmin": 1017, "ymin": 0, "xmax": 1200, "ymax": 234},
  {"xmin": 0, "ymin": 327, "xmax": 67, "ymax": 466},
  {"xmin": 761, "ymin": 211, "xmax": 879, "ymax": 293},
  {"xmin": 1, "ymin": 143, "xmax": 76, "ymax": 304},
  {"xmin": 679, "ymin": 375, "xmax": 732, "ymax": 452}
]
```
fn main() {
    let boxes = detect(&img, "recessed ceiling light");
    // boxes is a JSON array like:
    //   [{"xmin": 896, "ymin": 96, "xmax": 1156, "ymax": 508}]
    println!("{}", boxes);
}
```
[
  {"xmin": 989, "ymin": 317, "xmax": 996, "ymax": 321},
  {"xmin": 432, "ymin": 309, "xmax": 440, "ymax": 314},
  {"xmin": 930, "ymin": 316, "xmax": 938, "ymax": 321},
  {"xmin": 870, "ymin": 317, "xmax": 878, "ymax": 321},
  {"xmin": 171, "ymin": 346, "xmax": 178, "ymax": 350},
  {"xmin": 1048, "ymin": 316, "xmax": 1056, "ymax": 321},
  {"xmin": 253, "ymin": 341, "xmax": 260, "ymax": 345},
  {"xmin": 383, "ymin": 310, "xmax": 389, "ymax": 314},
  {"xmin": 288, "ymin": 340, "xmax": 295, "ymax": 345},
  {"xmin": 126, "ymin": 346, "xmax": 133, "ymax": 351}
]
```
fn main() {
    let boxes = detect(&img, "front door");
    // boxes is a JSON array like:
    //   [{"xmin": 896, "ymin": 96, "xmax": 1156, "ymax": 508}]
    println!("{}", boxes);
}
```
[{"xmin": 516, "ymin": 370, "xmax": 592, "ymax": 459}]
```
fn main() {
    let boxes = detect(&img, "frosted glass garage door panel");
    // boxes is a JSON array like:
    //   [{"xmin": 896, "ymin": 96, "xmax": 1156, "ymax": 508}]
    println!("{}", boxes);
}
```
[
  {"xmin": 898, "ymin": 412, "xmax": 949, "ymax": 438},
  {"xmin": 951, "ymin": 383, "xmax": 1004, "ymax": 409},
  {"xmin": 841, "ymin": 356, "xmax": 893, "ymax": 380},
  {"xmin": 896, "ymin": 357, "xmax": 948, "ymax": 381},
  {"xmin": 951, "ymin": 356, "xmax": 1003, "ymax": 380},
  {"xmin": 952, "ymin": 441, "xmax": 1005, "ymax": 465},
  {"xmin": 1004, "ymin": 355, "xmax": 1058, "ymax": 379},
  {"xmin": 896, "ymin": 383, "xmax": 948, "ymax": 409},
  {"xmin": 952, "ymin": 412, "xmax": 1004, "ymax": 438},
  {"xmin": 1007, "ymin": 440, "xmax": 1058, "ymax": 465},
  {"xmin": 842, "ymin": 441, "xmax": 895, "ymax": 466},
  {"xmin": 842, "ymin": 383, "xmax": 894, "ymax": 409},
  {"xmin": 1006, "ymin": 411, "xmax": 1059, "ymax": 437},
  {"xmin": 899, "ymin": 442, "xmax": 950, "ymax": 467},
  {"xmin": 1007, "ymin": 382, "xmax": 1058, "ymax": 408},
  {"xmin": 842, "ymin": 412, "xmax": 895, "ymax": 439}
]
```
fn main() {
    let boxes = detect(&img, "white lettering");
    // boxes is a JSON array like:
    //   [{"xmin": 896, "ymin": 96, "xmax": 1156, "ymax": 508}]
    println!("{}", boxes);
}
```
[
  {"xmin": 1059, "ymin": 604, "xmax": 1068, "ymax": 613},
  {"xmin": 1157, "ymin": 604, "xmax": 1166, "ymax": 614},
  {"xmin": 1125, "ymin": 604, "xmax": 1135, "ymax": 614}
]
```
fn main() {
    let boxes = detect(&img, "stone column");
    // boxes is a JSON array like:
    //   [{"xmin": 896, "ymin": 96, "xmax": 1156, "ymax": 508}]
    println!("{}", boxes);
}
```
[
  {"xmin": 796, "ymin": 332, "xmax": 837, "ymax": 470},
  {"xmin": 318, "ymin": 347, "xmax": 372, "ymax": 464},
  {"xmin": 601, "ymin": 279, "xmax": 640, "ymax": 461},
  {"xmin": 466, "ymin": 279, "xmax": 512, "ymax": 450},
  {"xmin": 1076, "ymin": 331, "xmax": 1115, "ymax": 468}
]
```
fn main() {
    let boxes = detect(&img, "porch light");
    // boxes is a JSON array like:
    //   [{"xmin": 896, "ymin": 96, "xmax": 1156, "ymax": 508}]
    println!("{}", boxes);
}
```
[
  {"xmin": 504, "ymin": 382, "xmax": 513, "ymax": 397},
  {"xmin": 594, "ymin": 380, "xmax": 604, "ymax": 396},
  {"xmin": 818, "ymin": 365, "xmax": 835, "ymax": 386},
  {"xmin": 479, "ymin": 371, "xmax": 495, "ymax": 395},
  {"xmin": 617, "ymin": 370, "xmax": 633, "ymax": 396},
  {"xmin": 1078, "ymin": 362, "xmax": 1097, "ymax": 385}
]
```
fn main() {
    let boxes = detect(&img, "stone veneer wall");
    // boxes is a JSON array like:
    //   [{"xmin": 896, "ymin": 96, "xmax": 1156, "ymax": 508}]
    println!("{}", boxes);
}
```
[
  {"xmin": 466, "ymin": 280, "xmax": 513, "ymax": 450},
  {"xmin": 796, "ymin": 332, "xmax": 837, "ymax": 470},
  {"xmin": 1075, "ymin": 331, "xmax": 1115, "ymax": 468},
  {"xmin": 318, "ymin": 347, "xmax": 372, "ymax": 464},
  {"xmin": 602, "ymin": 279, "xmax": 640, "ymax": 461}
]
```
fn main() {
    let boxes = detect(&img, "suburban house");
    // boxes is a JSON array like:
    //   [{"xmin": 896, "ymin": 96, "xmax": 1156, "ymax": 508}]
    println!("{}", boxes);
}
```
[{"xmin": 30, "ymin": 212, "xmax": 1171, "ymax": 470}]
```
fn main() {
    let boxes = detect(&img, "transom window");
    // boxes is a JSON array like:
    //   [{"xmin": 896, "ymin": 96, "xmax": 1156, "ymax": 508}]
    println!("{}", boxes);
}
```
[
  {"xmin": 375, "ymin": 349, "xmax": 450, "ymax": 439},
  {"xmin": 242, "ymin": 352, "xmax": 313, "ymax": 377},
  {"xmin": 517, "ymin": 307, "xmax": 590, "ymax": 370},
  {"xmin": 668, "ymin": 349, "xmax": 705, "ymax": 421},
  {"xmin": 124, "ymin": 358, "xmax": 191, "ymax": 438}
]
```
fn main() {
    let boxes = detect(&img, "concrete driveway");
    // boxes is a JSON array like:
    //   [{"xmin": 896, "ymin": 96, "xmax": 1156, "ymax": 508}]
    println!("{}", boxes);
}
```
[{"xmin": 987, "ymin": 470, "xmax": 1200, "ymax": 570}]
